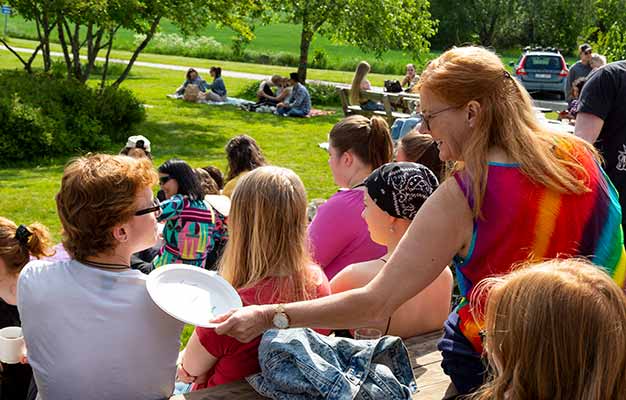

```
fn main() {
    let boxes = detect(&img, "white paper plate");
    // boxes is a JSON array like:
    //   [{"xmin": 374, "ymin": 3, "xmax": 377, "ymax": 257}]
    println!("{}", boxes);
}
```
[{"xmin": 146, "ymin": 265, "xmax": 242, "ymax": 327}]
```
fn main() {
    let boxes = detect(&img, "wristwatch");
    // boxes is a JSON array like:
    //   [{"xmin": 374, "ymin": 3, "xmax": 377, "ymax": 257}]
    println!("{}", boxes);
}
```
[{"xmin": 272, "ymin": 304, "xmax": 290, "ymax": 329}]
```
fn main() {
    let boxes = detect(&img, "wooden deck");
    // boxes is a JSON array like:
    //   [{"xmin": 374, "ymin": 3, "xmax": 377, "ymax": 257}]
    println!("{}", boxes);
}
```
[{"xmin": 170, "ymin": 330, "xmax": 455, "ymax": 400}]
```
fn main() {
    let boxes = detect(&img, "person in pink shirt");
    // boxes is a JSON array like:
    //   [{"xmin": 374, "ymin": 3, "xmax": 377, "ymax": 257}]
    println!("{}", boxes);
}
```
[
  {"xmin": 177, "ymin": 166, "xmax": 330, "ymax": 389},
  {"xmin": 308, "ymin": 115, "xmax": 393, "ymax": 279}
]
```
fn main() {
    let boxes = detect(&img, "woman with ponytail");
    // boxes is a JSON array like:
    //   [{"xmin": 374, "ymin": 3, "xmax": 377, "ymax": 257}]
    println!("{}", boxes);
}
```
[
  {"xmin": 308, "ymin": 115, "xmax": 393, "ymax": 279},
  {"xmin": 0, "ymin": 217, "xmax": 54, "ymax": 400}
]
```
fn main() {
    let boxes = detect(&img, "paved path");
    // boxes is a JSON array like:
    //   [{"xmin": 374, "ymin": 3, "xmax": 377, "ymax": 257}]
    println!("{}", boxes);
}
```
[{"xmin": 0, "ymin": 45, "xmax": 347, "ymax": 87}]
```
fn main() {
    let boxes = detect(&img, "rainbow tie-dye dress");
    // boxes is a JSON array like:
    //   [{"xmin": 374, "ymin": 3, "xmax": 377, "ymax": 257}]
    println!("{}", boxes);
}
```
[{"xmin": 452, "ymin": 146, "xmax": 626, "ymax": 353}]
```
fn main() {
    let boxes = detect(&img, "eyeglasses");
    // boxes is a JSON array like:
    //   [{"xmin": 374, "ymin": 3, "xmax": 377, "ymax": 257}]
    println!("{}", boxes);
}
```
[
  {"xmin": 159, "ymin": 176, "xmax": 172, "ymax": 185},
  {"xmin": 417, "ymin": 105, "xmax": 461, "ymax": 131},
  {"xmin": 135, "ymin": 198, "xmax": 161, "ymax": 217}
]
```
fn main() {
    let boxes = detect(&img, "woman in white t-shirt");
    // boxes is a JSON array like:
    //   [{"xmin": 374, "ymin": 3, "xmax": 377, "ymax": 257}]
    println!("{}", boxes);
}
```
[{"xmin": 18, "ymin": 154, "xmax": 184, "ymax": 400}]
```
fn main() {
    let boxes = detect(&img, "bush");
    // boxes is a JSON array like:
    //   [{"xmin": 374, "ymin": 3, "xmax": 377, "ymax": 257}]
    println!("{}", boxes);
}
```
[
  {"xmin": 0, "ymin": 71, "xmax": 145, "ymax": 165},
  {"xmin": 311, "ymin": 49, "xmax": 329, "ymax": 69},
  {"xmin": 236, "ymin": 81, "xmax": 261, "ymax": 101},
  {"xmin": 305, "ymin": 83, "xmax": 340, "ymax": 107}
]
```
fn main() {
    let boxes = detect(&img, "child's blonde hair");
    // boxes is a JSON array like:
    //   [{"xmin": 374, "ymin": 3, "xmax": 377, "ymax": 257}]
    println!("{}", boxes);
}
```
[
  {"xmin": 471, "ymin": 259, "xmax": 626, "ymax": 399},
  {"xmin": 219, "ymin": 166, "xmax": 317, "ymax": 302}
]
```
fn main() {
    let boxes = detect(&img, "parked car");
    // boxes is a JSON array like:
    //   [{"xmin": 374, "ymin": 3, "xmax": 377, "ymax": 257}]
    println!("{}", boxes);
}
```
[{"xmin": 511, "ymin": 48, "xmax": 569, "ymax": 99}]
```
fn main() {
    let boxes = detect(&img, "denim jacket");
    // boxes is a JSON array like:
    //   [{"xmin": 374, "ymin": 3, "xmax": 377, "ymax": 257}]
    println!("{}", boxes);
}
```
[
  {"xmin": 286, "ymin": 83, "xmax": 311, "ymax": 114},
  {"xmin": 247, "ymin": 328, "xmax": 417, "ymax": 400}
]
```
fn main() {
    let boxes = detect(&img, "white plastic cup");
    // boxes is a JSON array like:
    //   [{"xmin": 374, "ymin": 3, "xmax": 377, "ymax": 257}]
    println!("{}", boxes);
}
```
[{"xmin": 0, "ymin": 327, "xmax": 25, "ymax": 364}]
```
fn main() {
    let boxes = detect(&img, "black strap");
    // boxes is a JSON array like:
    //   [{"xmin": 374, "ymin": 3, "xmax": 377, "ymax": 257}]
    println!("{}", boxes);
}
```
[{"xmin": 379, "ymin": 258, "xmax": 392, "ymax": 335}]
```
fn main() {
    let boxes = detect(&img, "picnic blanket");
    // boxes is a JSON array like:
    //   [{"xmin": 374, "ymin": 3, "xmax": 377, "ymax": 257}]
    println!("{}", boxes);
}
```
[
  {"xmin": 166, "ymin": 93, "xmax": 253, "ymax": 107},
  {"xmin": 167, "ymin": 93, "xmax": 335, "ymax": 117}
]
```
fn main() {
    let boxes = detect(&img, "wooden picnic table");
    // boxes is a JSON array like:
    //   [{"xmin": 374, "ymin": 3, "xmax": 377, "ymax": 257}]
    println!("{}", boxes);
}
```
[{"xmin": 170, "ymin": 330, "xmax": 455, "ymax": 400}]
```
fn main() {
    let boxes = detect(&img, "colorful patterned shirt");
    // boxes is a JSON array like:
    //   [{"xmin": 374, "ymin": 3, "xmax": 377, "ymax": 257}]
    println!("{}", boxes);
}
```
[
  {"xmin": 154, "ymin": 194, "xmax": 228, "ymax": 268},
  {"xmin": 452, "ymin": 143, "xmax": 626, "ymax": 352}
]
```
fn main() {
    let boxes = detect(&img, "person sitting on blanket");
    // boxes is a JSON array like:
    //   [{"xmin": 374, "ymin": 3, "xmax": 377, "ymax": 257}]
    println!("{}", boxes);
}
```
[
  {"xmin": 174, "ymin": 68, "xmax": 209, "ymax": 96},
  {"xmin": 199, "ymin": 66, "xmax": 228, "ymax": 102},
  {"xmin": 257, "ymin": 75, "xmax": 291, "ymax": 106},
  {"xmin": 176, "ymin": 166, "xmax": 331, "ymax": 390},
  {"xmin": 276, "ymin": 72, "xmax": 311, "ymax": 117}
]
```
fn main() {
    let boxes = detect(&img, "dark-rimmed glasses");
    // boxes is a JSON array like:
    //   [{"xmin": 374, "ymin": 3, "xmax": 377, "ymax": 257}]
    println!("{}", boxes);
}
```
[
  {"xmin": 135, "ymin": 198, "xmax": 161, "ymax": 217},
  {"xmin": 417, "ymin": 105, "xmax": 462, "ymax": 131},
  {"xmin": 159, "ymin": 175, "xmax": 172, "ymax": 185}
]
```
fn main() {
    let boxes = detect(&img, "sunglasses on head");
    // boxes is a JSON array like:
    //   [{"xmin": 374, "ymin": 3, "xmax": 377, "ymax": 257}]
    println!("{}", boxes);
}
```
[{"xmin": 159, "ymin": 176, "xmax": 172, "ymax": 185}]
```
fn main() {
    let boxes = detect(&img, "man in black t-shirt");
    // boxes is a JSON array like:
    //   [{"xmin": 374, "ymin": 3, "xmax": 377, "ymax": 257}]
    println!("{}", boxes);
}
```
[{"xmin": 575, "ymin": 61, "xmax": 626, "ymax": 228}]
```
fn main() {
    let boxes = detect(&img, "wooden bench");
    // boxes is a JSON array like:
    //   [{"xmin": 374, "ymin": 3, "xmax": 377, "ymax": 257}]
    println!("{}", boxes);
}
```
[
  {"xmin": 170, "ymin": 330, "xmax": 456, "ymax": 400},
  {"xmin": 337, "ymin": 87, "xmax": 418, "ymax": 124}
]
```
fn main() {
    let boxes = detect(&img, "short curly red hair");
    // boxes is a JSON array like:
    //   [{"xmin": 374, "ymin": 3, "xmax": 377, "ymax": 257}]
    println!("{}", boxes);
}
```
[{"xmin": 56, "ymin": 154, "xmax": 157, "ymax": 261}]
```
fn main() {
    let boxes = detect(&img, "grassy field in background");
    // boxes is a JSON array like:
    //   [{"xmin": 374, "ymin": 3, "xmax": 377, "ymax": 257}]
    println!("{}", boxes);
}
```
[
  {"xmin": 5, "ymin": 15, "xmax": 578, "ymax": 73},
  {"xmin": 5, "ymin": 16, "xmax": 429, "ymax": 71},
  {"xmin": 0, "ymin": 55, "xmax": 341, "ymax": 242},
  {"xmin": 3, "ymin": 37, "xmax": 399, "ymax": 85}
]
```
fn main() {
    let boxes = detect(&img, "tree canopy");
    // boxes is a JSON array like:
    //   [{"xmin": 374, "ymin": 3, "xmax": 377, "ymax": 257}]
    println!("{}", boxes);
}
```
[
  {"xmin": 266, "ymin": 0, "xmax": 437, "ymax": 81},
  {"xmin": 3, "ymin": 0, "xmax": 261, "ymax": 87}
]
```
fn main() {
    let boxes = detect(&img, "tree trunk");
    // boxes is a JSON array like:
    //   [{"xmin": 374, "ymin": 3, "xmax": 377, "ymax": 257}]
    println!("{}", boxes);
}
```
[
  {"xmin": 56, "ymin": 17, "xmax": 73, "ymax": 77},
  {"xmin": 112, "ymin": 16, "xmax": 161, "ymax": 88},
  {"xmin": 40, "ymin": 13, "xmax": 53, "ymax": 71},
  {"xmin": 0, "ymin": 38, "xmax": 38, "ymax": 73},
  {"xmin": 100, "ymin": 26, "xmax": 120, "ymax": 91},
  {"xmin": 70, "ymin": 23, "xmax": 82, "ymax": 80},
  {"xmin": 82, "ymin": 24, "xmax": 105, "ymax": 83},
  {"xmin": 297, "ymin": 27, "xmax": 314, "ymax": 83}
]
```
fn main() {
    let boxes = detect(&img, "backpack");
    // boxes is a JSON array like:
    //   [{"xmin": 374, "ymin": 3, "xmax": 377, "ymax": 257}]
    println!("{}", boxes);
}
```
[
  {"xmin": 183, "ymin": 84, "xmax": 201, "ymax": 102},
  {"xmin": 384, "ymin": 80, "xmax": 403, "ymax": 93}
]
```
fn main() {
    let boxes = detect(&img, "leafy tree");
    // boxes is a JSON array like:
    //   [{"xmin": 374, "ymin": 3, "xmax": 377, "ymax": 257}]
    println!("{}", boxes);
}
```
[
  {"xmin": 431, "ymin": 0, "xmax": 517, "ymax": 47},
  {"xmin": 4, "ymin": 0, "xmax": 259, "ymax": 88},
  {"xmin": 1, "ymin": 0, "xmax": 56, "ymax": 73},
  {"xmin": 266, "ymin": 0, "xmax": 437, "ymax": 82},
  {"xmin": 587, "ymin": 0, "xmax": 626, "ymax": 60}
]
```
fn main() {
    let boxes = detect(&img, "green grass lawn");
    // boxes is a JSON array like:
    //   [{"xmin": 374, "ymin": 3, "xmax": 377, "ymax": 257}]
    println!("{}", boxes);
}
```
[{"xmin": 0, "ymin": 56, "xmax": 341, "ymax": 242}]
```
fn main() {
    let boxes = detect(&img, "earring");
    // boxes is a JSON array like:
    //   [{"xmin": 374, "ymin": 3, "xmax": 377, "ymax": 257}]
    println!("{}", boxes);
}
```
[{"xmin": 389, "ymin": 226, "xmax": 395, "ymax": 233}]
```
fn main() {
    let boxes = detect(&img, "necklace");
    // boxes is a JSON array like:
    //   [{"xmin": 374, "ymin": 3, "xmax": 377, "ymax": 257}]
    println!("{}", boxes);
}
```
[{"xmin": 82, "ymin": 259, "xmax": 131, "ymax": 271}]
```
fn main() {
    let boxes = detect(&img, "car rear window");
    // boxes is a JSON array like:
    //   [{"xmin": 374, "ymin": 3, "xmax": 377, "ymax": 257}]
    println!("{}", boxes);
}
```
[{"xmin": 524, "ymin": 56, "xmax": 562, "ymax": 70}]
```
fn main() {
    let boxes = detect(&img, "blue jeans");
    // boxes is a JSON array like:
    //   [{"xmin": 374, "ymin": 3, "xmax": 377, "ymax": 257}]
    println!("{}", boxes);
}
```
[
  {"xmin": 360, "ymin": 100, "xmax": 385, "ymax": 111},
  {"xmin": 437, "ymin": 312, "xmax": 487, "ymax": 395},
  {"xmin": 277, "ymin": 107, "xmax": 308, "ymax": 117}
]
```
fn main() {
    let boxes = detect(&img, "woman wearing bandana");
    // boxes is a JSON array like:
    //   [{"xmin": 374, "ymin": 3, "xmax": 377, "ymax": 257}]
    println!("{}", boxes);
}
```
[{"xmin": 330, "ymin": 163, "xmax": 452, "ymax": 339}]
